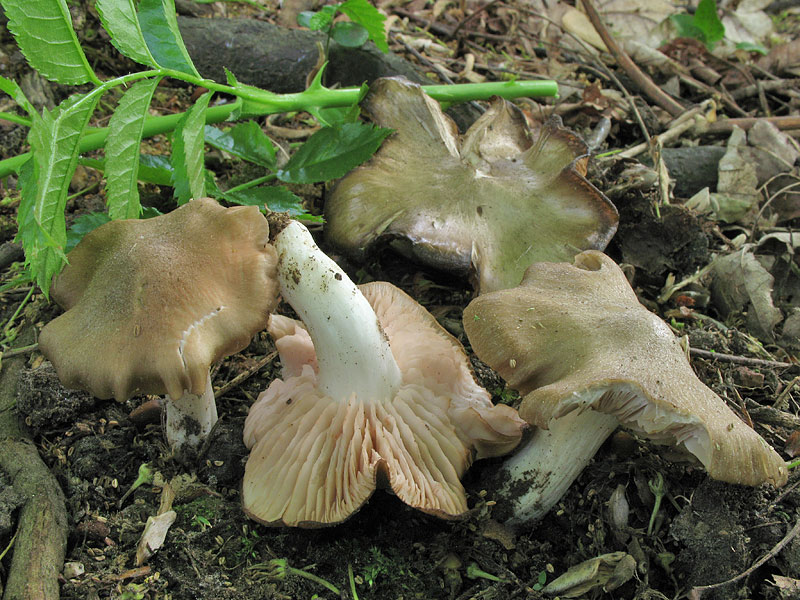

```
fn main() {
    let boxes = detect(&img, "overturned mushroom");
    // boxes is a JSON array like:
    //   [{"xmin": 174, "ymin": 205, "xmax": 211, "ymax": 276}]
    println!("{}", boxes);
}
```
[
  {"xmin": 242, "ymin": 219, "xmax": 525, "ymax": 527},
  {"xmin": 463, "ymin": 250, "xmax": 788, "ymax": 526},
  {"xmin": 325, "ymin": 77, "xmax": 618, "ymax": 293},
  {"xmin": 39, "ymin": 198, "xmax": 279, "ymax": 455}
]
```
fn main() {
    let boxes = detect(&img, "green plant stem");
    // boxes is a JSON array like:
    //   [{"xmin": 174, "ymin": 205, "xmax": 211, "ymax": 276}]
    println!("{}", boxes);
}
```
[
  {"xmin": 466, "ymin": 563, "xmax": 504, "ymax": 582},
  {"xmin": 1, "ymin": 286, "xmax": 33, "ymax": 345},
  {"xmin": 0, "ymin": 112, "xmax": 31, "ymax": 127},
  {"xmin": 647, "ymin": 472, "xmax": 665, "ymax": 536},
  {"xmin": 0, "ymin": 78, "xmax": 558, "ymax": 178},
  {"xmin": 223, "ymin": 174, "xmax": 277, "ymax": 195},
  {"xmin": 348, "ymin": 563, "xmax": 360, "ymax": 600},
  {"xmin": 290, "ymin": 566, "xmax": 341, "ymax": 595},
  {"xmin": 787, "ymin": 458, "xmax": 800, "ymax": 470}
]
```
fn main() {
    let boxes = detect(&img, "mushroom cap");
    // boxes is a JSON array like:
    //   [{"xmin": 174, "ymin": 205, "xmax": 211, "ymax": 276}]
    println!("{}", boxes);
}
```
[
  {"xmin": 325, "ymin": 77, "xmax": 618, "ymax": 293},
  {"xmin": 39, "ymin": 198, "xmax": 280, "ymax": 401},
  {"xmin": 242, "ymin": 281, "xmax": 526, "ymax": 527},
  {"xmin": 463, "ymin": 251, "xmax": 788, "ymax": 487}
]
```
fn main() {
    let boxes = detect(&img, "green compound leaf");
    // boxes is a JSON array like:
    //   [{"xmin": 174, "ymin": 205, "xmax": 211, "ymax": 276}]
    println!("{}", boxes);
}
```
[
  {"xmin": 694, "ymin": 0, "xmax": 725, "ymax": 49},
  {"xmin": 338, "ymin": 0, "xmax": 388, "ymax": 52},
  {"xmin": 332, "ymin": 21, "xmax": 369, "ymax": 48},
  {"xmin": 138, "ymin": 0, "xmax": 200, "ymax": 76},
  {"xmin": 277, "ymin": 122, "xmax": 392, "ymax": 184},
  {"xmin": 0, "ymin": 74, "xmax": 36, "ymax": 117},
  {"xmin": 308, "ymin": 6, "xmax": 337, "ymax": 31},
  {"xmin": 22, "ymin": 89, "xmax": 103, "ymax": 296},
  {"xmin": 204, "ymin": 121, "xmax": 276, "ymax": 169},
  {"xmin": 2, "ymin": 0, "xmax": 100, "ymax": 85},
  {"xmin": 105, "ymin": 78, "xmax": 161, "ymax": 220},
  {"xmin": 96, "ymin": 0, "xmax": 158, "ymax": 68},
  {"xmin": 171, "ymin": 90, "xmax": 212, "ymax": 203},
  {"xmin": 65, "ymin": 212, "xmax": 110, "ymax": 252},
  {"xmin": 224, "ymin": 186, "xmax": 306, "ymax": 214}
]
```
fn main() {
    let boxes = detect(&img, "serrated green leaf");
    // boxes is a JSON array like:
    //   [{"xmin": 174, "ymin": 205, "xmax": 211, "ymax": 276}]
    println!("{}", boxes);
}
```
[
  {"xmin": 23, "ymin": 89, "xmax": 103, "ymax": 295},
  {"xmin": 0, "ymin": 75, "xmax": 36, "ymax": 117},
  {"xmin": 65, "ymin": 212, "xmax": 111, "ymax": 252},
  {"xmin": 309, "ymin": 6, "xmax": 336, "ymax": 30},
  {"xmin": 96, "ymin": 0, "xmax": 158, "ymax": 67},
  {"xmin": 2, "ymin": 0, "xmax": 100, "ymax": 85},
  {"xmin": 105, "ymin": 78, "xmax": 160, "ymax": 220},
  {"xmin": 224, "ymin": 185, "xmax": 306, "ymax": 214},
  {"xmin": 171, "ymin": 90, "xmax": 211, "ymax": 203},
  {"xmin": 204, "ymin": 122, "xmax": 276, "ymax": 168},
  {"xmin": 338, "ymin": 0, "xmax": 388, "ymax": 52},
  {"xmin": 332, "ymin": 21, "xmax": 369, "ymax": 48},
  {"xmin": 694, "ymin": 0, "xmax": 725, "ymax": 48},
  {"xmin": 277, "ymin": 122, "xmax": 392, "ymax": 184},
  {"xmin": 138, "ymin": 0, "xmax": 200, "ymax": 76}
]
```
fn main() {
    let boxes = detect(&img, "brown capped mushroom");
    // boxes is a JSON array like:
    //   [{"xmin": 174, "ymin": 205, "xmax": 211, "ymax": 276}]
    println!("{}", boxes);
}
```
[
  {"xmin": 242, "ymin": 220, "xmax": 525, "ymax": 527},
  {"xmin": 325, "ymin": 77, "xmax": 618, "ymax": 293},
  {"xmin": 39, "ymin": 198, "xmax": 279, "ymax": 454},
  {"xmin": 463, "ymin": 250, "xmax": 788, "ymax": 525}
]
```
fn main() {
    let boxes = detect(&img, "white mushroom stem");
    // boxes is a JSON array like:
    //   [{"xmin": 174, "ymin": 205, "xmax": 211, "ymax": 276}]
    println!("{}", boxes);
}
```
[
  {"xmin": 274, "ymin": 221, "xmax": 403, "ymax": 402},
  {"xmin": 164, "ymin": 372, "xmax": 218, "ymax": 452},
  {"xmin": 501, "ymin": 408, "xmax": 618, "ymax": 526}
]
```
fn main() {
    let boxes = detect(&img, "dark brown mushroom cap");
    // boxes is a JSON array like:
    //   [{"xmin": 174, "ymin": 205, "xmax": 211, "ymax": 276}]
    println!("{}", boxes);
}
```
[
  {"xmin": 463, "ymin": 251, "xmax": 788, "ymax": 487},
  {"xmin": 39, "ymin": 198, "xmax": 279, "ymax": 401},
  {"xmin": 325, "ymin": 77, "xmax": 618, "ymax": 293}
]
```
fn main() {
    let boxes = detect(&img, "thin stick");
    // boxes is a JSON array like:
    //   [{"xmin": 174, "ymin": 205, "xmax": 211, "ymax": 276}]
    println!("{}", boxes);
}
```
[
  {"xmin": 705, "ymin": 115, "xmax": 800, "ymax": 134},
  {"xmin": 580, "ymin": 0, "xmax": 685, "ymax": 117},
  {"xmin": 690, "ymin": 518, "xmax": 800, "ymax": 597},
  {"xmin": 213, "ymin": 351, "xmax": 277, "ymax": 397},
  {"xmin": 689, "ymin": 348, "xmax": 794, "ymax": 370}
]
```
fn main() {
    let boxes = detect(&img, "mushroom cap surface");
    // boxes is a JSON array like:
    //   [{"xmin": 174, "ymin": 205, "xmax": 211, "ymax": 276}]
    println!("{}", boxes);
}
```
[
  {"xmin": 463, "ymin": 251, "xmax": 788, "ymax": 487},
  {"xmin": 242, "ymin": 281, "xmax": 526, "ymax": 527},
  {"xmin": 39, "ymin": 198, "xmax": 280, "ymax": 401},
  {"xmin": 325, "ymin": 77, "xmax": 618, "ymax": 293}
]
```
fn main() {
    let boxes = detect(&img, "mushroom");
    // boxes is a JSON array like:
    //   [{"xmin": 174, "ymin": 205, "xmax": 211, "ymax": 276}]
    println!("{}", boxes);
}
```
[
  {"xmin": 242, "ymin": 219, "xmax": 526, "ymax": 527},
  {"xmin": 463, "ymin": 250, "xmax": 788, "ymax": 526},
  {"xmin": 324, "ymin": 77, "xmax": 618, "ymax": 294},
  {"xmin": 39, "ymin": 198, "xmax": 279, "ymax": 455}
]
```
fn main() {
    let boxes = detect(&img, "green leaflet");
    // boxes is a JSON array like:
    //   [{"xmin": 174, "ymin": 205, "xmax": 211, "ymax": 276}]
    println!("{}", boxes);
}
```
[
  {"xmin": 2, "ymin": 0, "xmax": 100, "ymax": 85},
  {"xmin": 22, "ymin": 89, "xmax": 103, "ymax": 296},
  {"xmin": 224, "ymin": 186, "xmax": 306, "ymax": 215},
  {"xmin": 171, "ymin": 91, "xmax": 212, "ymax": 203},
  {"xmin": 338, "ymin": 0, "xmax": 388, "ymax": 53},
  {"xmin": 0, "ymin": 75, "xmax": 36, "ymax": 117},
  {"xmin": 277, "ymin": 122, "xmax": 392, "ymax": 184},
  {"xmin": 204, "ymin": 121, "xmax": 276, "ymax": 169},
  {"xmin": 105, "ymin": 78, "xmax": 161, "ymax": 220},
  {"xmin": 96, "ymin": 0, "xmax": 158, "ymax": 68},
  {"xmin": 138, "ymin": 0, "xmax": 200, "ymax": 77}
]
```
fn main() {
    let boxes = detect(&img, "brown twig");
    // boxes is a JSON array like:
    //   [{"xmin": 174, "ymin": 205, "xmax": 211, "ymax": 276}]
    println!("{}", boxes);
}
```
[
  {"xmin": 730, "ymin": 78, "xmax": 800, "ymax": 100},
  {"xmin": 689, "ymin": 518, "xmax": 800, "ymax": 598},
  {"xmin": 705, "ymin": 115, "xmax": 800, "ymax": 134},
  {"xmin": 450, "ymin": 0, "xmax": 500, "ymax": 39},
  {"xmin": 689, "ymin": 347, "xmax": 794, "ymax": 369},
  {"xmin": 580, "ymin": 0, "xmax": 685, "ymax": 118},
  {"xmin": 213, "ymin": 351, "xmax": 278, "ymax": 398}
]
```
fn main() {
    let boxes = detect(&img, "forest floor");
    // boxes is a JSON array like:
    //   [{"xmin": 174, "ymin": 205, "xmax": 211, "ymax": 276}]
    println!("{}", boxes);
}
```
[{"xmin": 2, "ymin": 1, "xmax": 800, "ymax": 599}]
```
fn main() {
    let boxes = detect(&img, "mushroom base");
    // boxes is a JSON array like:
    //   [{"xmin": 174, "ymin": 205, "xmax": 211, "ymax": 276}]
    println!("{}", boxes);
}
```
[
  {"xmin": 164, "ymin": 372, "xmax": 218, "ymax": 455},
  {"xmin": 499, "ymin": 408, "xmax": 618, "ymax": 527}
]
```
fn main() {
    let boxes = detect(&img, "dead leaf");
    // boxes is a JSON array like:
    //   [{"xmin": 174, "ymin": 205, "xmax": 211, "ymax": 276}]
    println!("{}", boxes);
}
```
[
  {"xmin": 710, "ymin": 127, "xmax": 761, "ymax": 223},
  {"xmin": 135, "ymin": 510, "xmax": 177, "ymax": 566},
  {"xmin": 785, "ymin": 431, "xmax": 800, "ymax": 458},
  {"xmin": 711, "ymin": 248, "xmax": 783, "ymax": 340}
]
